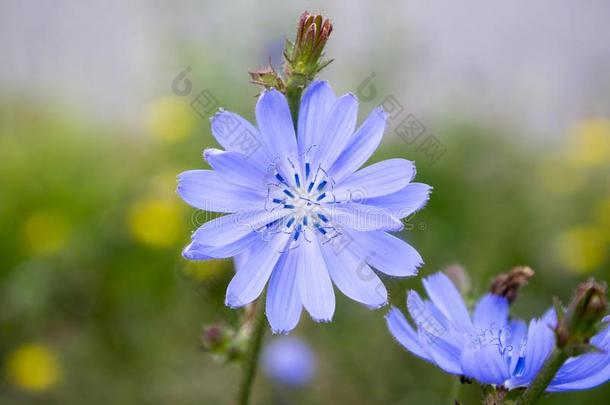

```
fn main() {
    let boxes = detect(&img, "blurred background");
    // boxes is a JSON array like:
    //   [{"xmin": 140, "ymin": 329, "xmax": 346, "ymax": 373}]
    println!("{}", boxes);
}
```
[{"xmin": 1, "ymin": 1, "xmax": 609, "ymax": 403}]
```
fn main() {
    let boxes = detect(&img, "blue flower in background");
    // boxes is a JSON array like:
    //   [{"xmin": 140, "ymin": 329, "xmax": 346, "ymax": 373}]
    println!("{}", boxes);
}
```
[
  {"xmin": 262, "ymin": 336, "xmax": 315, "ymax": 387},
  {"xmin": 178, "ymin": 81, "xmax": 431, "ymax": 333},
  {"xmin": 386, "ymin": 272, "xmax": 610, "ymax": 391}
]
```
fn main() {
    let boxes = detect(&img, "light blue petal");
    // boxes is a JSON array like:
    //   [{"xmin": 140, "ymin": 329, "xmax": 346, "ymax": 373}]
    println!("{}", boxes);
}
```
[
  {"xmin": 406, "ymin": 290, "xmax": 449, "ymax": 343},
  {"xmin": 210, "ymin": 110, "xmax": 272, "ymax": 168},
  {"xmin": 548, "ymin": 363, "xmax": 610, "ymax": 392},
  {"xmin": 204, "ymin": 149, "xmax": 266, "ymax": 190},
  {"xmin": 297, "ymin": 80, "xmax": 336, "ymax": 156},
  {"xmin": 314, "ymin": 93, "xmax": 359, "ymax": 171},
  {"xmin": 266, "ymin": 251, "xmax": 303, "ymax": 334},
  {"xmin": 330, "ymin": 204, "xmax": 403, "ymax": 232},
  {"xmin": 320, "ymin": 240, "xmax": 387, "ymax": 308},
  {"xmin": 329, "ymin": 107, "xmax": 387, "ymax": 182},
  {"xmin": 422, "ymin": 273, "xmax": 473, "ymax": 333},
  {"xmin": 508, "ymin": 319, "xmax": 528, "ymax": 375},
  {"xmin": 385, "ymin": 306, "xmax": 432, "ymax": 361},
  {"xmin": 177, "ymin": 170, "xmax": 266, "ymax": 212},
  {"xmin": 297, "ymin": 239, "xmax": 335, "ymax": 322},
  {"xmin": 461, "ymin": 344, "xmax": 511, "ymax": 385},
  {"xmin": 187, "ymin": 209, "xmax": 289, "ymax": 251},
  {"xmin": 473, "ymin": 294, "xmax": 509, "ymax": 330},
  {"xmin": 366, "ymin": 183, "xmax": 432, "ymax": 219},
  {"xmin": 234, "ymin": 250, "xmax": 250, "ymax": 273},
  {"xmin": 225, "ymin": 233, "xmax": 290, "ymax": 308},
  {"xmin": 255, "ymin": 89, "xmax": 298, "ymax": 161},
  {"xmin": 406, "ymin": 290, "xmax": 462, "ymax": 374},
  {"xmin": 548, "ymin": 321, "xmax": 610, "ymax": 391},
  {"xmin": 331, "ymin": 159, "xmax": 415, "ymax": 202},
  {"xmin": 346, "ymin": 230, "xmax": 423, "ymax": 277},
  {"xmin": 505, "ymin": 315, "xmax": 555, "ymax": 389},
  {"xmin": 183, "ymin": 232, "xmax": 259, "ymax": 259},
  {"xmin": 424, "ymin": 333, "xmax": 463, "ymax": 375}
]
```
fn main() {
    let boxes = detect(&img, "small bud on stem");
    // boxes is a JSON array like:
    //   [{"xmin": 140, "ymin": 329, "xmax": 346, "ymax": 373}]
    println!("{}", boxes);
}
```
[
  {"xmin": 517, "ymin": 279, "xmax": 608, "ymax": 405},
  {"xmin": 250, "ymin": 11, "xmax": 333, "ymax": 127},
  {"xmin": 555, "ymin": 279, "xmax": 607, "ymax": 350},
  {"xmin": 490, "ymin": 266, "xmax": 534, "ymax": 304}
]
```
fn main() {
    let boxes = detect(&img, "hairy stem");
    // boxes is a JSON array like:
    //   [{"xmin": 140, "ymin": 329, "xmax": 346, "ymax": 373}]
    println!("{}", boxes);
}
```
[
  {"xmin": 516, "ymin": 348, "xmax": 570, "ymax": 405},
  {"xmin": 237, "ymin": 300, "xmax": 267, "ymax": 405}
]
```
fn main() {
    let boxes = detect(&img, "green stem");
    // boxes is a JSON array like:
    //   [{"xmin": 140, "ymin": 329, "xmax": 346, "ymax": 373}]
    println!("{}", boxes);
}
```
[
  {"xmin": 285, "ymin": 84, "xmax": 303, "ymax": 130},
  {"xmin": 448, "ymin": 377, "xmax": 461, "ymax": 404},
  {"xmin": 516, "ymin": 348, "xmax": 570, "ymax": 405},
  {"xmin": 237, "ymin": 300, "xmax": 267, "ymax": 405}
]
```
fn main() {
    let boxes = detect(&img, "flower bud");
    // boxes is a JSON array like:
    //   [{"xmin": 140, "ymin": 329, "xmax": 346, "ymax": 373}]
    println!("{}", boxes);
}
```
[
  {"xmin": 284, "ymin": 12, "xmax": 333, "ymax": 80},
  {"xmin": 201, "ymin": 324, "xmax": 229, "ymax": 352},
  {"xmin": 555, "ymin": 279, "xmax": 607, "ymax": 349},
  {"xmin": 490, "ymin": 266, "xmax": 534, "ymax": 304}
]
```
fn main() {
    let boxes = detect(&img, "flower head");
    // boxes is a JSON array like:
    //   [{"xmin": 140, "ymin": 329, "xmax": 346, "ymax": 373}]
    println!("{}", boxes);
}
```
[
  {"xmin": 178, "ymin": 81, "xmax": 431, "ymax": 333},
  {"xmin": 386, "ymin": 272, "xmax": 610, "ymax": 392}
]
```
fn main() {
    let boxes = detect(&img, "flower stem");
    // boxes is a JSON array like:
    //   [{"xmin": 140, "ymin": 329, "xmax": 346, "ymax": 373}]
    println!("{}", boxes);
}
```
[
  {"xmin": 516, "ymin": 348, "xmax": 570, "ymax": 405},
  {"xmin": 447, "ymin": 377, "xmax": 461, "ymax": 404},
  {"xmin": 237, "ymin": 300, "xmax": 267, "ymax": 405},
  {"xmin": 285, "ymin": 82, "xmax": 303, "ymax": 130}
]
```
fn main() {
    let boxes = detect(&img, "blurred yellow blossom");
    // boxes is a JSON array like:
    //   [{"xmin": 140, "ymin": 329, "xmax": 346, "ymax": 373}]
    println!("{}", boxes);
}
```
[
  {"xmin": 22, "ymin": 211, "xmax": 71, "ymax": 256},
  {"xmin": 128, "ymin": 197, "xmax": 184, "ymax": 248},
  {"xmin": 538, "ymin": 152, "xmax": 585, "ymax": 195},
  {"xmin": 593, "ymin": 197, "xmax": 610, "ymax": 239},
  {"xmin": 554, "ymin": 225, "xmax": 607, "ymax": 274},
  {"xmin": 5, "ymin": 343, "xmax": 61, "ymax": 392},
  {"xmin": 145, "ymin": 96, "xmax": 197, "ymax": 142},
  {"xmin": 182, "ymin": 259, "xmax": 228, "ymax": 281},
  {"xmin": 566, "ymin": 119, "xmax": 610, "ymax": 168}
]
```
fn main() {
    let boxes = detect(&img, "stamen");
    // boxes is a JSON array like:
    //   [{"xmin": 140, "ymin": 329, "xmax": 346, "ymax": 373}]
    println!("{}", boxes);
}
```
[
  {"xmin": 318, "ymin": 213, "xmax": 329, "ymax": 222},
  {"xmin": 286, "ymin": 217, "xmax": 295, "ymax": 228},
  {"xmin": 307, "ymin": 181, "xmax": 315, "ymax": 193},
  {"xmin": 293, "ymin": 224, "xmax": 302, "ymax": 241},
  {"xmin": 294, "ymin": 173, "xmax": 301, "ymax": 187},
  {"xmin": 317, "ymin": 180, "xmax": 327, "ymax": 191},
  {"xmin": 305, "ymin": 162, "xmax": 311, "ymax": 178},
  {"xmin": 314, "ymin": 223, "xmax": 327, "ymax": 235},
  {"xmin": 303, "ymin": 216, "xmax": 309, "ymax": 226},
  {"xmin": 283, "ymin": 189, "xmax": 295, "ymax": 198},
  {"xmin": 283, "ymin": 204, "xmax": 295, "ymax": 209},
  {"xmin": 272, "ymin": 198, "xmax": 283, "ymax": 204},
  {"xmin": 514, "ymin": 356, "xmax": 526, "ymax": 377},
  {"xmin": 316, "ymin": 192, "xmax": 326, "ymax": 201},
  {"xmin": 275, "ymin": 173, "xmax": 288, "ymax": 186}
]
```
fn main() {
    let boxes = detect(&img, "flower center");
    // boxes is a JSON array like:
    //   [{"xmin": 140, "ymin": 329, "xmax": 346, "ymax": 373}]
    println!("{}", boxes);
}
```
[{"xmin": 262, "ymin": 158, "xmax": 340, "ymax": 248}]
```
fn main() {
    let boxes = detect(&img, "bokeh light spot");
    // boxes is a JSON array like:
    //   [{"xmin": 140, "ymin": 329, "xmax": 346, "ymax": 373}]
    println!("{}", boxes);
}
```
[
  {"xmin": 554, "ymin": 225, "xmax": 607, "ymax": 273},
  {"xmin": 145, "ymin": 96, "xmax": 197, "ymax": 142},
  {"xmin": 566, "ymin": 119, "xmax": 610, "ymax": 168},
  {"xmin": 128, "ymin": 197, "xmax": 184, "ymax": 248},
  {"xmin": 21, "ymin": 211, "xmax": 71, "ymax": 256},
  {"xmin": 5, "ymin": 343, "xmax": 61, "ymax": 393}
]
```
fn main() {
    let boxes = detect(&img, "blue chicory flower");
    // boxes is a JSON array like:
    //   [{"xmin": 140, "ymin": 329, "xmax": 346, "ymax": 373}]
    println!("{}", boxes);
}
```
[
  {"xmin": 178, "ymin": 81, "xmax": 431, "ymax": 333},
  {"xmin": 262, "ymin": 336, "xmax": 315, "ymax": 387},
  {"xmin": 386, "ymin": 272, "xmax": 610, "ymax": 392}
]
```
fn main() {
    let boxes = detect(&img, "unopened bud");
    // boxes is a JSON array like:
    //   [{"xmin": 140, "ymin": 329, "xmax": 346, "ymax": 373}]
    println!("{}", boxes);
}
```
[
  {"xmin": 284, "ymin": 12, "xmax": 333, "ymax": 80},
  {"xmin": 201, "ymin": 324, "xmax": 230, "ymax": 352},
  {"xmin": 556, "ymin": 279, "xmax": 607, "ymax": 348},
  {"xmin": 490, "ymin": 266, "xmax": 534, "ymax": 304}
]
